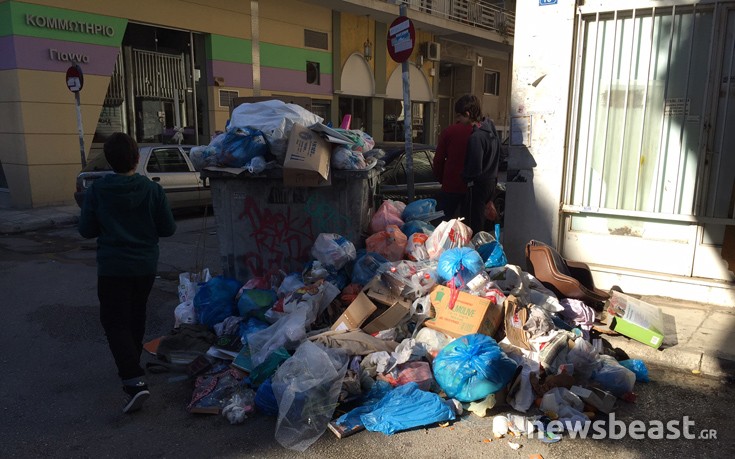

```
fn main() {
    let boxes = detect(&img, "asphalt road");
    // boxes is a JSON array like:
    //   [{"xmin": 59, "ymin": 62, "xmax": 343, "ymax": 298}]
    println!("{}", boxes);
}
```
[{"xmin": 1, "ymin": 212, "xmax": 734, "ymax": 459}]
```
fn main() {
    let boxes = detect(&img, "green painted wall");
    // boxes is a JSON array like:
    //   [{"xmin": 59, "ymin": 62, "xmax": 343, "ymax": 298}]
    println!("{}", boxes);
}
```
[
  {"xmin": 1, "ymin": 1, "xmax": 126, "ymax": 46},
  {"xmin": 207, "ymin": 33, "xmax": 331, "ymax": 73},
  {"xmin": 261, "ymin": 42, "xmax": 331, "ymax": 72},
  {"xmin": 206, "ymin": 34, "xmax": 251, "ymax": 64}
]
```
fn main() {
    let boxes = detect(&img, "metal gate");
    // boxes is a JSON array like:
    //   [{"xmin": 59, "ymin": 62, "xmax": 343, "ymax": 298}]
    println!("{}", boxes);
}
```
[
  {"xmin": 132, "ymin": 49, "xmax": 187, "ymax": 101},
  {"xmin": 563, "ymin": 2, "xmax": 735, "ymax": 282}
]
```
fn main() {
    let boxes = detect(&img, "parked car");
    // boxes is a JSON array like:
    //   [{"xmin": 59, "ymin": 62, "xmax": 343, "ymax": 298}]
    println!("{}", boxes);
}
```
[
  {"xmin": 74, "ymin": 144, "xmax": 211, "ymax": 210},
  {"xmin": 375, "ymin": 141, "xmax": 506, "ymax": 223}
]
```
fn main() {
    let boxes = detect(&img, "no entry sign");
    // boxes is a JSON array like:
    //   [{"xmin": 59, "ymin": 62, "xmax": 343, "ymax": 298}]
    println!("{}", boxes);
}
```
[
  {"xmin": 66, "ymin": 64, "xmax": 84, "ymax": 93},
  {"xmin": 387, "ymin": 16, "xmax": 415, "ymax": 63}
]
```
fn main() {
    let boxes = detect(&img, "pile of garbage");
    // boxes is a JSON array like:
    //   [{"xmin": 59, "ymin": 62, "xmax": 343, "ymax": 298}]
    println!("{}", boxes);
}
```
[
  {"xmin": 187, "ymin": 99, "xmax": 380, "ymax": 174},
  {"xmin": 150, "ymin": 197, "xmax": 652, "ymax": 452}
]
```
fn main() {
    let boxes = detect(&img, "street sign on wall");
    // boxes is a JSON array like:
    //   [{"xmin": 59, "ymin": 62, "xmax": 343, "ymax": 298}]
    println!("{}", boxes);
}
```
[{"xmin": 387, "ymin": 16, "xmax": 415, "ymax": 63}]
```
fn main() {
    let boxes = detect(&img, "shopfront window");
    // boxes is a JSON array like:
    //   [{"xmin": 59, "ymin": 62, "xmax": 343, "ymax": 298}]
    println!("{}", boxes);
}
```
[
  {"xmin": 93, "ymin": 23, "xmax": 205, "ymax": 146},
  {"xmin": 383, "ymin": 100, "xmax": 426, "ymax": 143},
  {"xmin": 338, "ymin": 97, "xmax": 368, "ymax": 131}
]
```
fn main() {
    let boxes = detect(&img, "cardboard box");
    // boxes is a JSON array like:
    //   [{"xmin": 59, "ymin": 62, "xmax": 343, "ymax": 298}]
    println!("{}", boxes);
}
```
[
  {"xmin": 608, "ymin": 291, "xmax": 664, "ymax": 349},
  {"xmin": 330, "ymin": 279, "xmax": 411, "ymax": 334},
  {"xmin": 424, "ymin": 285, "xmax": 503, "ymax": 338},
  {"xmin": 283, "ymin": 123, "xmax": 331, "ymax": 187},
  {"xmin": 331, "ymin": 291, "xmax": 376, "ymax": 332}
]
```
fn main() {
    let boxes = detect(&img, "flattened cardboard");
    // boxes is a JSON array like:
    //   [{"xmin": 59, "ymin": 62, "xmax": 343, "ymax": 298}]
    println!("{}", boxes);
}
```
[
  {"xmin": 283, "ymin": 123, "xmax": 332, "ymax": 187},
  {"xmin": 424, "ymin": 285, "xmax": 503, "ymax": 338}
]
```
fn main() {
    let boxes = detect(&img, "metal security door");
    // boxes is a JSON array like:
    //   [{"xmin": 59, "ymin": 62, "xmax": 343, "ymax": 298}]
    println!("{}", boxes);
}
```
[
  {"xmin": 692, "ymin": 6, "xmax": 735, "ymax": 278},
  {"xmin": 562, "ymin": 4, "xmax": 735, "ymax": 282}
]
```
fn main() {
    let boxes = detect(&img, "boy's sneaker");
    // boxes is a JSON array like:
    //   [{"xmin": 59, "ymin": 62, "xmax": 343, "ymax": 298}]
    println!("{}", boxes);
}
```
[{"xmin": 122, "ymin": 382, "xmax": 150, "ymax": 413}]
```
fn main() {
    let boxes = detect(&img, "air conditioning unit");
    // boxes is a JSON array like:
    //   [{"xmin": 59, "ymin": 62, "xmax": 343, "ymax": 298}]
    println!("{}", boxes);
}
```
[{"xmin": 424, "ymin": 41, "xmax": 441, "ymax": 61}]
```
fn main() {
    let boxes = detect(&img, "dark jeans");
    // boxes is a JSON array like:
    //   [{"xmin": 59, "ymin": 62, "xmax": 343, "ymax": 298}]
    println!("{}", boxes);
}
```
[
  {"xmin": 465, "ymin": 180, "xmax": 494, "ymax": 235},
  {"xmin": 98, "ymin": 275, "xmax": 156, "ymax": 381},
  {"xmin": 435, "ymin": 191, "xmax": 468, "ymax": 225}
]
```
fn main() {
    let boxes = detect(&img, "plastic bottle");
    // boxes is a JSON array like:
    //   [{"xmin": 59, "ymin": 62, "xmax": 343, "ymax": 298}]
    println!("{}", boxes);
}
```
[{"xmin": 410, "ymin": 271, "xmax": 436, "ymax": 297}]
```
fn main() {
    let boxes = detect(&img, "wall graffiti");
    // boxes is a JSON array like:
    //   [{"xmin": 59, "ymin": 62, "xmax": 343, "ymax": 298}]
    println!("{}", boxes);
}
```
[{"xmin": 236, "ymin": 195, "xmax": 316, "ymax": 277}]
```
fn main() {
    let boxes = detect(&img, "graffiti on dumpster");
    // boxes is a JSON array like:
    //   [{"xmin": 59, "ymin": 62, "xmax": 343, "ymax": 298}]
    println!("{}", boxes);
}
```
[
  {"xmin": 304, "ymin": 195, "xmax": 350, "ymax": 235},
  {"xmin": 237, "ymin": 195, "xmax": 316, "ymax": 276}
]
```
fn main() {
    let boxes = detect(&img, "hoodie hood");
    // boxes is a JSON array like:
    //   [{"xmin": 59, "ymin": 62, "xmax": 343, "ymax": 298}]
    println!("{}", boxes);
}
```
[
  {"xmin": 477, "ymin": 119, "xmax": 497, "ymax": 135},
  {"xmin": 95, "ymin": 173, "xmax": 152, "ymax": 209}
]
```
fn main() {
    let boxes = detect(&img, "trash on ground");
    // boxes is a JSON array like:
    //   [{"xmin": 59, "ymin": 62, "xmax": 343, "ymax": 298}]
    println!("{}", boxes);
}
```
[{"xmin": 150, "ymin": 101, "xmax": 659, "ymax": 452}]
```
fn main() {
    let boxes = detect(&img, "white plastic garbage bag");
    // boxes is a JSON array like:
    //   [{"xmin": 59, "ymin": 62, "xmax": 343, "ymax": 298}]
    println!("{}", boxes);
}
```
[{"xmin": 229, "ymin": 100, "xmax": 323, "ymax": 164}]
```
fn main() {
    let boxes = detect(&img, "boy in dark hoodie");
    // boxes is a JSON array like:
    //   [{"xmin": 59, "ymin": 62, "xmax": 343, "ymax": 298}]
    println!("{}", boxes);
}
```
[
  {"xmin": 79, "ymin": 132, "xmax": 176, "ymax": 413},
  {"xmin": 462, "ymin": 115, "xmax": 502, "ymax": 235}
]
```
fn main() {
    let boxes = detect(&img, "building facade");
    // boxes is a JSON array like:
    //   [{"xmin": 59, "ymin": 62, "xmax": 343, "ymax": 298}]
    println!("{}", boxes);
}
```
[
  {"xmin": 0, "ymin": 0, "xmax": 514, "ymax": 209},
  {"xmin": 506, "ymin": 0, "xmax": 735, "ymax": 306}
]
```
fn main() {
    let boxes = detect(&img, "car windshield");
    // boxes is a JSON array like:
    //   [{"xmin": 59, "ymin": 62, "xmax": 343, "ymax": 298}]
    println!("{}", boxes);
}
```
[{"xmin": 82, "ymin": 152, "xmax": 112, "ymax": 172}]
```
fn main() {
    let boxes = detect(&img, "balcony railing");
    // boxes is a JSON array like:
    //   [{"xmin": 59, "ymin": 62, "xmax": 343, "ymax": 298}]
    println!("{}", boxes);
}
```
[{"xmin": 403, "ymin": 0, "xmax": 515, "ymax": 38}]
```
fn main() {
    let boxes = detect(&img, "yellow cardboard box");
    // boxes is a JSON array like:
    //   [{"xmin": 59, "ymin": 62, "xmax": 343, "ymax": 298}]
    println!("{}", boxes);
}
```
[{"xmin": 424, "ymin": 285, "xmax": 503, "ymax": 338}]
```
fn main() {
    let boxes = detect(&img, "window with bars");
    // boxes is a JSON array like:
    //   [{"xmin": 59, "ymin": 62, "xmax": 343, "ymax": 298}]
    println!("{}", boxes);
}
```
[
  {"xmin": 219, "ymin": 89, "xmax": 239, "ymax": 108},
  {"xmin": 570, "ymin": 7, "xmax": 715, "ymax": 217}
]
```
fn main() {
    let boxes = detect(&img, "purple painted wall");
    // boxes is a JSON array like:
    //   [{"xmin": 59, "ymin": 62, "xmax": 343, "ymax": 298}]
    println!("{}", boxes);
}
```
[
  {"xmin": 0, "ymin": 35, "xmax": 119, "ymax": 76},
  {"xmin": 207, "ymin": 60, "xmax": 252, "ymax": 88},
  {"xmin": 261, "ymin": 67, "xmax": 332, "ymax": 95},
  {"xmin": 0, "ymin": 36, "xmax": 18, "ymax": 71},
  {"xmin": 206, "ymin": 60, "xmax": 333, "ymax": 96}
]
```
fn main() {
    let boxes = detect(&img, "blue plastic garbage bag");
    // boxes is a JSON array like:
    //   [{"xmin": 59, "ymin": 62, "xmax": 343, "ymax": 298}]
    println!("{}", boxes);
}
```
[
  {"xmin": 619, "ymin": 359, "xmax": 650, "ymax": 383},
  {"xmin": 334, "ymin": 380, "xmax": 393, "ymax": 432},
  {"xmin": 432, "ymin": 334, "xmax": 518, "ymax": 402},
  {"xmin": 437, "ymin": 247, "xmax": 484, "ymax": 286},
  {"xmin": 351, "ymin": 251, "xmax": 389, "ymax": 286},
  {"xmin": 402, "ymin": 219, "xmax": 435, "ymax": 237},
  {"xmin": 194, "ymin": 276, "xmax": 242, "ymax": 327},
  {"xmin": 402, "ymin": 198, "xmax": 440, "ymax": 222},
  {"xmin": 476, "ymin": 224, "xmax": 507, "ymax": 268},
  {"xmin": 237, "ymin": 288, "xmax": 278, "ymax": 320},
  {"xmin": 255, "ymin": 378, "xmax": 279, "ymax": 416},
  {"xmin": 360, "ymin": 382, "xmax": 455, "ymax": 435},
  {"xmin": 217, "ymin": 127, "xmax": 269, "ymax": 167}
]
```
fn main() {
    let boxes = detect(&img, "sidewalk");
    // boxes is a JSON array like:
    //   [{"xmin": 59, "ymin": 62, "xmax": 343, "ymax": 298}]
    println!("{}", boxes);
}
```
[
  {"xmin": 0, "ymin": 204, "xmax": 80, "ymax": 234},
  {"xmin": 602, "ymin": 296, "xmax": 735, "ymax": 379},
  {"xmin": 1, "ymin": 204, "xmax": 733, "ymax": 378}
]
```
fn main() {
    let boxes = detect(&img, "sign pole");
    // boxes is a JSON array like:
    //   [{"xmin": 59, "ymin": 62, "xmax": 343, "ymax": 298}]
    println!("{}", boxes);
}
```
[
  {"xmin": 399, "ymin": 3, "xmax": 414, "ymax": 203},
  {"xmin": 74, "ymin": 91, "xmax": 86, "ymax": 169},
  {"xmin": 66, "ymin": 62, "xmax": 86, "ymax": 169}
]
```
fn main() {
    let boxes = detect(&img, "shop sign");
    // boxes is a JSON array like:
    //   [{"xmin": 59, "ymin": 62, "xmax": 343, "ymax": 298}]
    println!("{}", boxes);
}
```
[
  {"xmin": 49, "ymin": 48, "xmax": 90, "ymax": 64},
  {"xmin": 25, "ymin": 14, "xmax": 116, "ymax": 37}
]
